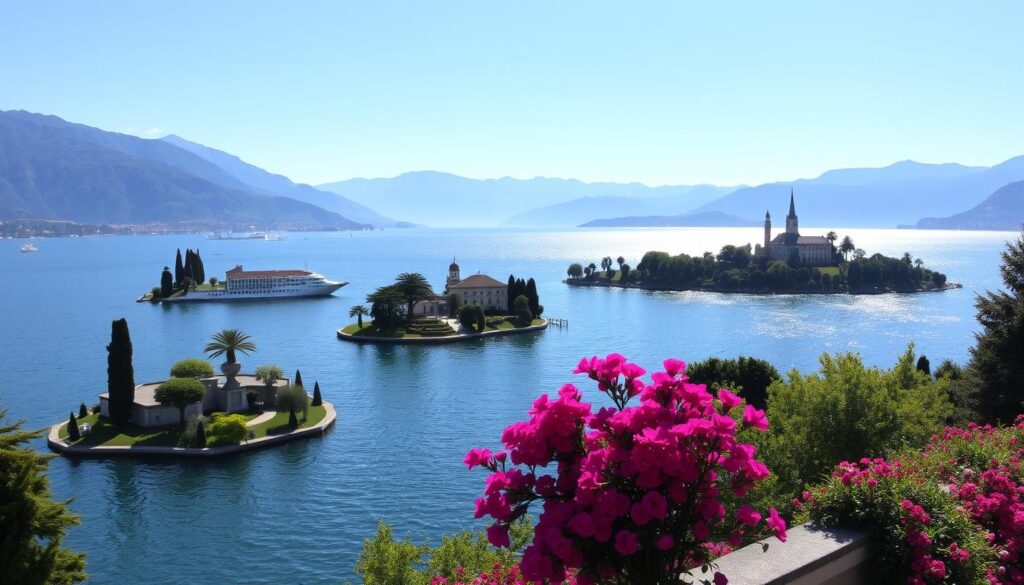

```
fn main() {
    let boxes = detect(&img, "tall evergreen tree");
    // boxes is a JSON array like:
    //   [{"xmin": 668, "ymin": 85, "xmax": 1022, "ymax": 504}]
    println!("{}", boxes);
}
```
[
  {"xmin": 526, "ymin": 278, "xmax": 540, "ymax": 317},
  {"xmin": 288, "ymin": 408, "xmax": 299, "ymax": 429},
  {"xmin": 67, "ymin": 412, "xmax": 80, "ymax": 441},
  {"xmin": 506, "ymin": 275, "xmax": 516, "ymax": 313},
  {"xmin": 174, "ymin": 249, "xmax": 184, "ymax": 285},
  {"xmin": 311, "ymin": 381, "xmax": 322, "ymax": 407},
  {"xmin": 160, "ymin": 266, "xmax": 173, "ymax": 298},
  {"xmin": 183, "ymin": 249, "xmax": 194, "ymax": 284},
  {"xmin": 194, "ymin": 249, "xmax": 205, "ymax": 284},
  {"xmin": 968, "ymin": 227, "xmax": 1024, "ymax": 423},
  {"xmin": 916, "ymin": 355, "xmax": 931, "ymax": 376},
  {"xmin": 294, "ymin": 369, "xmax": 303, "ymax": 388},
  {"xmin": 78, "ymin": 403, "xmax": 88, "ymax": 418},
  {"xmin": 106, "ymin": 318, "xmax": 135, "ymax": 426},
  {"xmin": 0, "ymin": 406, "xmax": 87, "ymax": 584}
]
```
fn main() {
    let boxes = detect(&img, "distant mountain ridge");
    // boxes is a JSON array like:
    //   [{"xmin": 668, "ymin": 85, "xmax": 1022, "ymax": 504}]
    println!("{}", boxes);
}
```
[
  {"xmin": 160, "ymin": 134, "xmax": 406, "ymax": 227},
  {"xmin": 318, "ymin": 172, "xmax": 738, "ymax": 228},
  {"xmin": 694, "ymin": 158, "xmax": 1024, "ymax": 228},
  {"xmin": 916, "ymin": 181, "xmax": 1024, "ymax": 231},
  {"xmin": 0, "ymin": 110, "xmax": 377, "ymax": 230},
  {"xmin": 500, "ymin": 185, "xmax": 738, "ymax": 227},
  {"xmin": 580, "ymin": 211, "xmax": 759, "ymax": 228}
]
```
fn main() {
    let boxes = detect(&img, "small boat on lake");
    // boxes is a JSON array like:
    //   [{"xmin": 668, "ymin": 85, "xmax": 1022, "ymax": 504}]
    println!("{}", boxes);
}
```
[{"xmin": 20, "ymin": 243, "xmax": 38, "ymax": 253}]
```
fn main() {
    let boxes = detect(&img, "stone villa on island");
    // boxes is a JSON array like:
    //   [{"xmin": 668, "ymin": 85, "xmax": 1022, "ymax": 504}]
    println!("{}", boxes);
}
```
[
  {"xmin": 412, "ymin": 261, "xmax": 509, "ymax": 317},
  {"xmin": 99, "ymin": 373, "xmax": 289, "ymax": 427},
  {"xmin": 754, "ymin": 191, "xmax": 832, "ymax": 266}
]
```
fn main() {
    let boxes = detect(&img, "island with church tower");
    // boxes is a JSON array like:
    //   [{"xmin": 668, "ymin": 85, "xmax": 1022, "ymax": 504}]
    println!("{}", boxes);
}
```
[{"xmin": 565, "ymin": 191, "xmax": 958, "ymax": 295}]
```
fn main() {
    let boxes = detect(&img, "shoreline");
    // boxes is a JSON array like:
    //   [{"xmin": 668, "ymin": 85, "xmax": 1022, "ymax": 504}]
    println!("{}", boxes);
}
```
[
  {"xmin": 337, "ymin": 319, "xmax": 549, "ymax": 344},
  {"xmin": 47, "ymin": 403, "xmax": 336, "ymax": 459},
  {"xmin": 564, "ymin": 279, "xmax": 963, "ymax": 295}
]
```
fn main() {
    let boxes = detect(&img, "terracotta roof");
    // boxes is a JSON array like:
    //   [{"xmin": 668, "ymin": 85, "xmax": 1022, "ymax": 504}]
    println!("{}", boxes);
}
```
[
  {"xmin": 225, "ymin": 265, "xmax": 310, "ymax": 278},
  {"xmin": 449, "ymin": 274, "xmax": 507, "ymax": 289}
]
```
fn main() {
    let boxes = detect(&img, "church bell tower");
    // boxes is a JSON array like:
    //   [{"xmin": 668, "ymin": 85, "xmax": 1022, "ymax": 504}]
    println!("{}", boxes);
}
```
[
  {"xmin": 764, "ymin": 210, "xmax": 771, "ymax": 249},
  {"xmin": 785, "ymin": 189, "xmax": 799, "ymax": 235}
]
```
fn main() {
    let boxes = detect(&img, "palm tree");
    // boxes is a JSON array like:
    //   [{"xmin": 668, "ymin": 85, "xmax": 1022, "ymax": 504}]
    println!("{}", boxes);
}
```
[
  {"xmin": 826, "ymin": 231, "xmax": 838, "ymax": 261},
  {"xmin": 349, "ymin": 304, "xmax": 369, "ymax": 328},
  {"xmin": 394, "ymin": 272, "xmax": 435, "ymax": 320},
  {"xmin": 205, "ymin": 329, "xmax": 256, "ymax": 364},
  {"xmin": 839, "ymin": 236, "xmax": 855, "ymax": 262}
]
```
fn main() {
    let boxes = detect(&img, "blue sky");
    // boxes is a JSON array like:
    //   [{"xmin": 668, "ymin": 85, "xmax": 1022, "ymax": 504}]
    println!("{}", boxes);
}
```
[{"xmin": 1, "ymin": 1, "xmax": 1021, "ymax": 186}]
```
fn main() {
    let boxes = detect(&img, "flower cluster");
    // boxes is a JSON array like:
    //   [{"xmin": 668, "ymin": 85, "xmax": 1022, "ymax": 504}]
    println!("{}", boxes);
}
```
[
  {"xmin": 428, "ymin": 563, "xmax": 577, "ymax": 585},
  {"xmin": 806, "ymin": 417, "xmax": 1024, "ymax": 584},
  {"xmin": 467, "ymin": 354, "xmax": 785, "ymax": 585}
]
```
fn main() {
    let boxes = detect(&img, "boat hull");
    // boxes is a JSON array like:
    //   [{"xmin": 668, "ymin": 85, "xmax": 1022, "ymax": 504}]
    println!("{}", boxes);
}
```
[{"xmin": 163, "ymin": 282, "xmax": 347, "ymax": 302}]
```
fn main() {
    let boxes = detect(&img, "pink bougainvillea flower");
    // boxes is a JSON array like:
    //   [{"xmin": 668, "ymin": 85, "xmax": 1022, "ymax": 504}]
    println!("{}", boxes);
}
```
[
  {"xmin": 767, "ymin": 508, "xmax": 787, "ymax": 542},
  {"xmin": 464, "ymin": 448, "xmax": 492, "ymax": 469},
  {"xmin": 717, "ymin": 388, "xmax": 743, "ymax": 413},
  {"xmin": 742, "ymin": 405, "xmax": 769, "ymax": 431},
  {"xmin": 614, "ymin": 530, "xmax": 639, "ymax": 555},
  {"xmin": 736, "ymin": 504, "xmax": 762, "ymax": 527},
  {"xmin": 486, "ymin": 523, "xmax": 510, "ymax": 548}
]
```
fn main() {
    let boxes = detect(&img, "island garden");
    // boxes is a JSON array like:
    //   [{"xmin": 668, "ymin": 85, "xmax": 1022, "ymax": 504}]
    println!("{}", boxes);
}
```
[
  {"xmin": 47, "ymin": 323, "xmax": 334, "ymax": 456},
  {"xmin": 139, "ymin": 247, "xmax": 215, "ymax": 301},
  {"xmin": 338, "ymin": 269, "xmax": 547, "ymax": 343},
  {"xmin": 567, "ymin": 235, "xmax": 954, "ymax": 294}
]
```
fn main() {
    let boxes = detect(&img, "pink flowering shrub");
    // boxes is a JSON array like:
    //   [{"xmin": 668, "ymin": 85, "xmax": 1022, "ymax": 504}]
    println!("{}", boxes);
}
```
[
  {"xmin": 805, "ymin": 416, "xmax": 1024, "ymax": 584},
  {"xmin": 466, "ymin": 354, "xmax": 786, "ymax": 585},
  {"xmin": 429, "ymin": 563, "xmax": 576, "ymax": 585}
]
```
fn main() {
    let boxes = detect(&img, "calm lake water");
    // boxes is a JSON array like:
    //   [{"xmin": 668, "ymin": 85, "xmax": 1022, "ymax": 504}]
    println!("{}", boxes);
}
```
[{"xmin": 0, "ymin": 227, "xmax": 1015, "ymax": 584}]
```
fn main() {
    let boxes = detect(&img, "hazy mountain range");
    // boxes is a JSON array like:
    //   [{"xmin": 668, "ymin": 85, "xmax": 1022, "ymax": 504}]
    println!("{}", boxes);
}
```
[
  {"xmin": 318, "ymin": 174, "xmax": 738, "ymax": 228},
  {"xmin": 0, "ymin": 110, "xmax": 387, "ymax": 230},
  {"xmin": 917, "ymin": 181, "xmax": 1024, "ymax": 230},
  {"xmin": 2, "ymin": 109, "xmax": 1021, "ymax": 232}
]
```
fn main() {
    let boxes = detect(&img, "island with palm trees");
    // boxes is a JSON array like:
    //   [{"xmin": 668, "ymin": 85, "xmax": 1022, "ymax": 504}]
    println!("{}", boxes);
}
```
[
  {"xmin": 566, "ymin": 235, "xmax": 956, "ymax": 295},
  {"xmin": 338, "ymin": 264, "xmax": 548, "ymax": 343},
  {"xmin": 47, "ymin": 322, "xmax": 335, "ymax": 457}
]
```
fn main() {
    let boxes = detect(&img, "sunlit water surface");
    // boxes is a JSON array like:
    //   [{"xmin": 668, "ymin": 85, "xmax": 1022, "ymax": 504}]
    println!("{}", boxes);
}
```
[{"xmin": 0, "ymin": 227, "xmax": 1013, "ymax": 583}]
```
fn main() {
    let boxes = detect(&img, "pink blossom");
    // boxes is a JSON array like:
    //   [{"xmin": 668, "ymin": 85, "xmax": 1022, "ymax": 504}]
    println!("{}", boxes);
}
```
[
  {"xmin": 741, "ymin": 405, "xmax": 768, "ymax": 431},
  {"xmin": 464, "ymin": 448, "xmax": 493, "ymax": 469},
  {"xmin": 736, "ymin": 504, "xmax": 762, "ymax": 527},
  {"xmin": 767, "ymin": 508, "xmax": 787, "ymax": 542},
  {"xmin": 614, "ymin": 530, "xmax": 639, "ymax": 555},
  {"xmin": 487, "ymin": 524, "xmax": 510, "ymax": 548},
  {"xmin": 717, "ymin": 388, "xmax": 742, "ymax": 413}
]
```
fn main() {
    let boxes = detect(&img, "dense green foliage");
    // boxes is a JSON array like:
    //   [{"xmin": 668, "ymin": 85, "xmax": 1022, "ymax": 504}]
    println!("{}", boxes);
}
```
[
  {"xmin": 276, "ymin": 385, "xmax": 309, "ymax": 419},
  {"xmin": 174, "ymin": 249, "xmax": 183, "ymax": 285},
  {"xmin": 966, "ymin": 227, "xmax": 1024, "ymax": 423},
  {"xmin": 205, "ymin": 413, "xmax": 247, "ymax": 446},
  {"xmin": 311, "ymin": 381, "xmax": 322, "ymax": 407},
  {"xmin": 254, "ymin": 364, "xmax": 283, "ymax": 387},
  {"xmin": 78, "ymin": 404, "xmax": 87, "ymax": 419},
  {"xmin": 66, "ymin": 413, "xmax": 80, "ymax": 441},
  {"xmin": 0, "ymin": 406, "xmax": 86, "ymax": 584},
  {"xmin": 395, "ymin": 273, "xmax": 435, "ymax": 321},
  {"xmin": 686, "ymin": 355, "xmax": 781, "ymax": 410},
  {"xmin": 106, "ymin": 318, "xmax": 135, "ymax": 426},
  {"xmin": 513, "ymin": 294, "xmax": 532, "ymax": 325},
  {"xmin": 154, "ymin": 378, "xmax": 206, "ymax": 427},
  {"xmin": 459, "ymin": 304, "xmax": 486, "ymax": 332},
  {"xmin": 353, "ymin": 520, "xmax": 531, "ymax": 585},
  {"xmin": 169, "ymin": 358, "xmax": 214, "ymax": 379},
  {"xmin": 367, "ymin": 285, "xmax": 407, "ymax": 330},
  {"xmin": 160, "ymin": 266, "xmax": 173, "ymax": 298},
  {"xmin": 846, "ymin": 253, "xmax": 945, "ymax": 290},
  {"xmin": 758, "ymin": 345, "xmax": 952, "ymax": 499},
  {"xmin": 567, "ymin": 262, "xmax": 584, "ymax": 279}
]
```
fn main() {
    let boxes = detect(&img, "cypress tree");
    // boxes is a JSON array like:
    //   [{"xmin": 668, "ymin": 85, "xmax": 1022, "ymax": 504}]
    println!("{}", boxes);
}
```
[
  {"xmin": 288, "ymin": 408, "xmax": 299, "ymax": 429},
  {"xmin": 107, "ymin": 318, "xmax": 136, "ymax": 426},
  {"xmin": 507, "ymin": 275, "xmax": 516, "ymax": 313},
  {"xmin": 294, "ymin": 369, "xmax": 303, "ymax": 388},
  {"xmin": 526, "ymin": 278, "xmax": 540, "ymax": 317},
  {"xmin": 67, "ymin": 412, "xmax": 80, "ymax": 441},
  {"xmin": 195, "ymin": 248, "xmax": 205, "ymax": 284},
  {"xmin": 160, "ymin": 266, "xmax": 173, "ymax": 298},
  {"xmin": 916, "ymin": 355, "xmax": 931, "ymax": 376},
  {"xmin": 78, "ymin": 403, "xmax": 88, "ymax": 418},
  {"xmin": 195, "ymin": 421, "xmax": 207, "ymax": 448},
  {"xmin": 174, "ymin": 249, "xmax": 184, "ymax": 285},
  {"xmin": 311, "ymin": 381, "xmax": 322, "ymax": 406},
  {"xmin": 183, "ymin": 249, "xmax": 194, "ymax": 284}
]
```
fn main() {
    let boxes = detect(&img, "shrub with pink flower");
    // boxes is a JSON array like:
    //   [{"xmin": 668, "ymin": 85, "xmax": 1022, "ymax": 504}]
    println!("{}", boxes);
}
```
[
  {"xmin": 466, "ymin": 354, "xmax": 786, "ymax": 585},
  {"xmin": 805, "ymin": 416, "xmax": 1024, "ymax": 584}
]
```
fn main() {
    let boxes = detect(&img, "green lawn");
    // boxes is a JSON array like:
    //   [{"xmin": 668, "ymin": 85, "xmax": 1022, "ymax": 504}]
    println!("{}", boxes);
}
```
[
  {"xmin": 246, "ymin": 405, "xmax": 327, "ymax": 439},
  {"xmin": 58, "ymin": 408, "xmax": 309, "ymax": 448},
  {"xmin": 343, "ymin": 317, "xmax": 544, "ymax": 338},
  {"xmin": 816, "ymin": 266, "xmax": 841, "ymax": 277}
]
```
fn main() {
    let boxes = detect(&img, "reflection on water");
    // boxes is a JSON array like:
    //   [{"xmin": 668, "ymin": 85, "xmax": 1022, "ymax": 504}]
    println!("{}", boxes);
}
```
[{"xmin": 0, "ymin": 227, "xmax": 1013, "ymax": 583}]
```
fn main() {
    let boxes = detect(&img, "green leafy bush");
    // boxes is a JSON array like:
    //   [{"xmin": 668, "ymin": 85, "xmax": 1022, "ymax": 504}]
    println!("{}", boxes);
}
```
[
  {"xmin": 205, "ymin": 413, "xmax": 247, "ymax": 446},
  {"xmin": 169, "ymin": 358, "xmax": 214, "ymax": 379},
  {"xmin": 276, "ymin": 385, "xmax": 308, "ymax": 418}
]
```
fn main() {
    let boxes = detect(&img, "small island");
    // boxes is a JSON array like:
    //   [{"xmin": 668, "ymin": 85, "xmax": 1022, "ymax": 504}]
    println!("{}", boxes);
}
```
[
  {"xmin": 338, "ymin": 262, "xmax": 547, "ymax": 344},
  {"xmin": 48, "ymin": 322, "xmax": 335, "ymax": 458},
  {"xmin": 567, "ymin": 192, "xmax": 958, "ymax": 295},
  {"xmin": 138, "ymin": 248, "xmax": 345, "ymax": 302}
]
